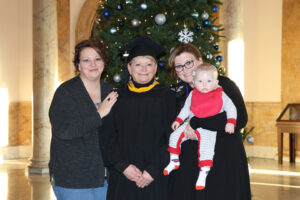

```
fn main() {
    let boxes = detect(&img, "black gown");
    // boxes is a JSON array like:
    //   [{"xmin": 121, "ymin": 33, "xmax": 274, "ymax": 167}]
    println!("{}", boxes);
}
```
[
  {"xmin": 168, "ymin": 76, "xmax": 251, "ymax": 200},
  {"xmin": 101, "ymin": 82, "xmax": 177, "ymax": 200}
]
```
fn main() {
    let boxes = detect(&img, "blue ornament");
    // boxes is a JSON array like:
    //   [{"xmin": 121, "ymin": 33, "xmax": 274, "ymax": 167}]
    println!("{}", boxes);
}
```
[
  {"xmin": 214, "ymin": 45, "xmax": 219, "ymax": 50},
  {"xmin": 116, "ymin": 4, "xmax": 123, "ymax": 11},
  {"xmin": 119, "ymin": 21, "xmax": 125, "ymax": 27},
  {"xmin": 246, "ymin": 136, "xmax": 254, "ymax": 144},
  {"xmin": 140, "ymin": 3, "xmax": 147, "ymax": 10},
  {"xmin": 158, "ymin": 61, "xmax": 165, "ymax": 68},
  {"xmin": 203, "ymin": 20, "xmax": 211, "ymax": 26},
  {"xmin": 103, "ymin": 10, "xmax": 110, "ymax": 18},
  {"xmin": 110, "ymin": 27, "xmax": 117, "ymax": 34},
  {"xmin": 212, "ymin": 6, "xmax": 219, "ymax": 12},
  {"xmin": 216, "ymin": 55, "xmax": 223, "ymax": 61},
  {"xmin": 196, "ymin": 25, "xmax": 202, "ymax": 31}
]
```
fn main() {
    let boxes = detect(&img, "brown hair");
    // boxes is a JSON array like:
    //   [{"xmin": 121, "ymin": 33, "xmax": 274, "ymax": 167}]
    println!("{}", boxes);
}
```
[
  {"xmin": 168, "ymin": 43, "xmax": 202, "ymax": 77},
  {"xmin": 73, "ymin": 39, "xmax": 109, "ymax": 72}
]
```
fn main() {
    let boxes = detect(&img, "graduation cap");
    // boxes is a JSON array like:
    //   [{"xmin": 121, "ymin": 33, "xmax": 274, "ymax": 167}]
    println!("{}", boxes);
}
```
[
  {"xmin": 119, "ymin": 36, "xmax": 166, "ymax": 84},
  {"xmin": 120, "ymin": 35, "xmax": 166, "ymax": 62}
]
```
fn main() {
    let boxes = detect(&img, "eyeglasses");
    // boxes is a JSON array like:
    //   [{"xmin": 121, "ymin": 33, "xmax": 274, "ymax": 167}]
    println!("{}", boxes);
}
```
[{"xmin": 174, "ymin": 60, "xmax": 194, "ymax": 72}]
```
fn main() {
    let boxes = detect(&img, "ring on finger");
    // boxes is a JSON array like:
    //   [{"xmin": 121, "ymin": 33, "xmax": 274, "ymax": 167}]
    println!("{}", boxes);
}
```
[{"xmin": 107, "ymin": 98, "xmax": 111, "ymax": 101}]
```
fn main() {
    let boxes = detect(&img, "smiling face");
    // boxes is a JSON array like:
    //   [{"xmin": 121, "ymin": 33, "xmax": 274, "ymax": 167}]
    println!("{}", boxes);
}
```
[
  {"xmin": 193, "ymin": 70, "xmax": 218, "ymax": 93},
  {"xmin": 128, "ymin": 56, "xmax": 157, "ymax": 84},
  {"xmin": 78, "ymin": 47, "xmax": 104, "ymax": 82},
  {"xmin": 174, "ymin": 52, "xmax": 203, "ymax": 84}
]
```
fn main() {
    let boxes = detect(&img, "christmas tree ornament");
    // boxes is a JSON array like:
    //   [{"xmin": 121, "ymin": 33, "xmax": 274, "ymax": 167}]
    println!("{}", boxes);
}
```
[
  {"xmin": 158, "ymin": 61, "xmax": 166, "ymax": 68},
  {"xmin": 178, "ymin": 28, "xmax": 194, "ymax": 43},
  {"xmin": 116, "ymin": 4, "xmax": 123, "ymax": 11},
  {"xmin": 131, "ymin": 19, "xmax": 141, "ymax": 27},
  {"xmin": 113, "ymin": 74, "xmax": 121, "ymax": 83},
  {"xmin": 206, "ymin": 54, "xmax": 213, "ymax": 60},
  {"xmin": 203, "ymin": 20, "xmax": 210, "ymax": 26},
  {"xmin": 119, "ymin": 21, "xmax": 125, "ymax": 27},
  {"xmin": 110, "ymin": 27, "xmax": 117, "ymax": 34},
  {"xmin": 216, "ymin": 55, "xmax": 223, "ymax": 61},
  {"xmin": 212, "ymin": 6, "xmax": 219, "ymax": 12},
  {"xmin": 212, "ymin": 26, "xmax": 218, "ymax": 31},
  {"xmin": 126, "ymin": 0, "xmax": 133, "ymax": 5},
  {"xmin": 191, "ymin": 12, "xmax": 199, "ymax": 18},
  {"xmin": 103, "ymin": 10, "xmax": 110, "ymax": 18},
  {"xmin": 246, "ymin": 136, "xmax": 254, "ymax": 144},
  {"xmin": 155, "ymin": 14, "xmax": 166, "ymax": 25},
  {"xmin": 215, "ymin": 61, "xmax": 220, "ymax": 67},
  {"xmin": 140, "ymin": 3, "xmax": 148, "ymax": 10},
  {"xmin": 214, "ymin": 44, "xmax": 219, "ymax": 50},
  {"xmin": 201, "ymin": 11, "xmax": 209, "ymax": 20},
  {"xmin": 196, "ymin": 25, "xmax": 202, "ymax": 31}
]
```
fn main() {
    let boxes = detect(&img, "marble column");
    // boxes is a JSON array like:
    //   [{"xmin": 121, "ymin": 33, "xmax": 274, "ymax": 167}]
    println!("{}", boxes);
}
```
[
  {"xmin": 219, "ymin": 0, "xmax": 244, "ymax": 71},
  {"xmin": 28, "ymin": 175, "xmax": 52, "ymax": 200},
  {"xmin": 28, "ymin": 0, "xmax": 58, "ymax": 174}
]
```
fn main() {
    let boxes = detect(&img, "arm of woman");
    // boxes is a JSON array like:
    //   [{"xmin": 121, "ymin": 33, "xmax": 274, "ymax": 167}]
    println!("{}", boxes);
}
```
[
  {"xmin": 190, "ymin": 76, "xmax": 248, "ymax": 131},
  {"xmin": 49, "ymin": 86, "xmax": 102, "ymax": 140}
]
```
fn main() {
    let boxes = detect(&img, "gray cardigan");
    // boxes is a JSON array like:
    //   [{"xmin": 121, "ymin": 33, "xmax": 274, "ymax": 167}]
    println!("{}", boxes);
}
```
[{"xmin": 49, "ymin": 75, "xmax": 112, "ymax": 188}]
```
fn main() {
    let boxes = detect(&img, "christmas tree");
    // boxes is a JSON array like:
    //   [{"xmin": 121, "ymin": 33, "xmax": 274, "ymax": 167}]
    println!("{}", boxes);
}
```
[{"xmin": 93, "ymin": 0, "xmax": 223, "ymax": 87}]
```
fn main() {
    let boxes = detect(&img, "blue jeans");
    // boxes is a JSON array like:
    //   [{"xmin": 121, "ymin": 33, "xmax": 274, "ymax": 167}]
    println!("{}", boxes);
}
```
[{"xmin": 52, "ymin": 179, "xmax": 108, "ymax": 200}]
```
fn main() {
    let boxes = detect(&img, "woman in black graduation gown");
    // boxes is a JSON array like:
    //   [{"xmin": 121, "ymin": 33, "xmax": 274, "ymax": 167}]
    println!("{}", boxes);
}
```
[
  {"xmin": 101, "ymin": 36, "xmax": 177, "ymax": 200},
  {"xmin": 167, "ymin": 43, "xmax": 251, "ymax": 200}
]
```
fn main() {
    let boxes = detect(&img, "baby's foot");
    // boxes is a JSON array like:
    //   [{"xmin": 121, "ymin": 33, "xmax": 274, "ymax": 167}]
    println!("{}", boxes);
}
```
[{"xmin": 163, "ymin": 159, "xmax": 180, "ymax": 175}]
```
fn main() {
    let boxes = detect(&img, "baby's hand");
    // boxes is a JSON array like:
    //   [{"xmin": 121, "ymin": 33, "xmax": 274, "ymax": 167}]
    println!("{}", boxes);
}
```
[
  {"xmin": 171, "ymin": 121, "xmax": 180, "ymax": 131},
  {"xmin": 225, "ymin": 123, "xmax": 235, "ymax": 134}
]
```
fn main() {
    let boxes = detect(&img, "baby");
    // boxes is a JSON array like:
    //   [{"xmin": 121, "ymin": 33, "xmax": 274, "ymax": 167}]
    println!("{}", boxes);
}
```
[{"xmin": 164, "ymin": 63, "xmax": 237, "ymax": 190}]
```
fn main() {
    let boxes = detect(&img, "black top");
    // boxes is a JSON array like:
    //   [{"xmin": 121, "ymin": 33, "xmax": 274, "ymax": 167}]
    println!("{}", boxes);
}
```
[
  {"xmin": 168, "ymin": 76, "xmax": 251, "ymax": 200},
  {"xmin": 49, "ymin": 75, "xmax": 112, "ymax": 188},
  {"xmin": 101, "ymin": 83, "xmax": 177, "ymax": 200}
]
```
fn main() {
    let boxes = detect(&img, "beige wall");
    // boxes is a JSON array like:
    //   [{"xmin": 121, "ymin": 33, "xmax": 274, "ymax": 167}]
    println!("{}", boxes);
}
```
[
  {"xmin": 243, "ymin": 0, "xmax": 282, "ymax": 102},
  {"xmin": 0, "ymin": 0, "xmax": 32, "ymax": 102}
]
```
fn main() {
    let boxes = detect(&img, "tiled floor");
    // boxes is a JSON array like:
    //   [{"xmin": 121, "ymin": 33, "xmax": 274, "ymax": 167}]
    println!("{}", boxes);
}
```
[{"xmin": 1, "ymin": 157, "xmax": 300, "ymax": 200}]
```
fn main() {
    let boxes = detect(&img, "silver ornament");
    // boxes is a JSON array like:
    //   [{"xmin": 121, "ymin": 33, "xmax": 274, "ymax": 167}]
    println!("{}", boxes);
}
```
[
  {"xmin": 155, "ymin": 14, "xmax": 166, "ymax": 25},
  {"xmin": 140, "ymin": 3, "xmax": 147, "ymax": 10},
  {"xmin": 191, "ymin": 12, "xmax": 199, "ymax": 18},
  {"xmin": 126, "ymin": 0, "xmax": 133, "ymax": 5},
  {"xmin": 206, "ymin": 54, "xmax": 213, "ymax": 60},
  {"xmin": 247, "ymin": 136, "xmax": 254, "ymax": 144},
  {"xmin": 131, "ymin": 19, "xmax": 140, "ymax": 27},
  {"xmin": 113, "ymin": 74, "xmax": 121, "ymax": 83},
  {"xmin": 212, "ymin": 26, "xmax": 218, "ymax": 31},
  {"xmin": 110, "ymin": 27, "xmax": 117, "ymax": 34},
  {"xmin": 201, "ymin": 11, "xmax": 209, "ymax": 20}
]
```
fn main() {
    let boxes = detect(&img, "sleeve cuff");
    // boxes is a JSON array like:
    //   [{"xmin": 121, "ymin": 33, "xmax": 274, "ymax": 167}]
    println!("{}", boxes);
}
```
[
  {"xmin": 145, "ymin": 164, "xmax": 160, "ymax": 179},
  {"xmin": 175, "ymin": 117, "xmax": 184, "ymax": 124},
  {"xmin": 227, "ymin": 118, "xmax": 237, "ymax": 127},
  {"xmin": 114, "ymin": 160, "xmax": 130, "ymax": 173}
]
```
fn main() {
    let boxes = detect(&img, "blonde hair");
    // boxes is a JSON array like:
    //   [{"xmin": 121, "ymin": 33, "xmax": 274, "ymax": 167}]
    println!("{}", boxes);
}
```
[
  {"xmin": 192, "ymin": 63, "xmax": 218, "ymax": 80},
  {"xmin": 129, "ymin": 55, "xmax": 157, "ymax": 65}
]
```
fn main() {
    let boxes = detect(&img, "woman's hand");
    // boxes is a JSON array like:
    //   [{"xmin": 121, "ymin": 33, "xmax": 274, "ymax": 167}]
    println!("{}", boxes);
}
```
[
  {"xmin": 135, "ymin": 170, "xmax": 154, "ymax": 188},
  {"xmin": 98, "ymin": 91, "xmax": 118, "ymax": 118},
  {"xmin": 184, "ymin": 121, "xmax": 197, "ymax": 140},
  {"xmin": 123, "ymin": 164, "xmax": 142, "ymax": 182}
]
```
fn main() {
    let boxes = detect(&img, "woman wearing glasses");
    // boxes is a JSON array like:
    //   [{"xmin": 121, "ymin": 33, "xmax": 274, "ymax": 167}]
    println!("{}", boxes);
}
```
[{"xmin": 167, "ymin": 43, "xmax": 251, "ymax": 200}]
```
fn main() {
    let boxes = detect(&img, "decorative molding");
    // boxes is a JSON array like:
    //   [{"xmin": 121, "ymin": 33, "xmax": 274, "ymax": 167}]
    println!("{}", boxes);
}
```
[{"xmin": 75, "ymin": 0, "xmax": 99, "ymax": 43}]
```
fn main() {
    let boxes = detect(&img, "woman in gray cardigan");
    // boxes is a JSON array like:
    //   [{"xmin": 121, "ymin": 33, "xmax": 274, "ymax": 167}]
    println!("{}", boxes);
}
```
[{"xmin": 49, "ymin": 39, "xmax": 118, "ymax": 200}]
